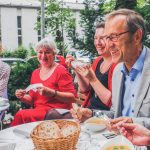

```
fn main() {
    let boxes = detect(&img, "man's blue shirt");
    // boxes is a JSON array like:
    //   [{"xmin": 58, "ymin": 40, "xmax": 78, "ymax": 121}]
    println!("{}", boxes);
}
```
[{"xmin": 121, "ymin": 47, "xmax": 147, "ymax": 117}]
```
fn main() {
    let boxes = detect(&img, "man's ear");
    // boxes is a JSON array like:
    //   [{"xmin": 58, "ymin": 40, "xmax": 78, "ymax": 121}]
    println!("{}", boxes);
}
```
[{"xmin": 134, "ymin": 28, "xmax": 143, "ymax": 45}]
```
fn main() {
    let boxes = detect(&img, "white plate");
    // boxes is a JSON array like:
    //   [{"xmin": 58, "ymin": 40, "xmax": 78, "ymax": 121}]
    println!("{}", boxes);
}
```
[
  {"xmin": 84, "ymin": 117, "xmax": 106, "ymax": 132},
  {"xmin": 100, "ymin": 135, "xmax": 135, "ymax": 150}
]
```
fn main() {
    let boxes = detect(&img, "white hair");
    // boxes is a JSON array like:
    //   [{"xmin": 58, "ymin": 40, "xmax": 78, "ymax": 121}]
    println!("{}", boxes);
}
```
[{"xmin": 35, "ymin": 38, "xmax": 57, "ymax": 54}]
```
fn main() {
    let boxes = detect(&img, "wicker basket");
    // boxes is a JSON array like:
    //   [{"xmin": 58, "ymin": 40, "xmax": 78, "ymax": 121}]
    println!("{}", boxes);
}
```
[{"xmin": 30, "ymin": 120, "xmax": 81, "ymax": 150}]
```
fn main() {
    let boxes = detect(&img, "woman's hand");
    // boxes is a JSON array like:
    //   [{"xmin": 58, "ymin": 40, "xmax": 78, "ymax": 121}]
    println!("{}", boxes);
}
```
[
  {"xmin": 37, "ymin": 86, "xmax": 55, "ymax": 97},
  {"xmin": 76, "ymin": 65, "xmax": 97, "ymax": 82},
  {"xmin": 15, "ymin": 89, "xmax": 26, "ymax": 99},
  {"xmin": 70, "ymin": 107, "xmax": 92, "ymax": 123},
  {"xmin": 118, "ymin": 123, "xmax": 150, "ymax": 146},
  {"xmin": 65, "ymin": 55, "xmax": 75, "ymax": 68}
]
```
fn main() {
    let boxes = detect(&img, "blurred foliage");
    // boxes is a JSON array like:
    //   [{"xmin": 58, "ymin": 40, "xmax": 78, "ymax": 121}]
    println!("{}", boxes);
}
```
[
  {"xmin": 76, "ymin": 0, "xmax": 106, "ymax": 56},
  {"xmin": 115, "ymin": 0, "xmax": 137, "ymax": 10},
  {"xmin": 1, "ymin": 46, "xmax": 28, "ymax": 59},
  {"xmin": 2, "ymin": 47, "xmax": 39, "ymax": 115},
  {"xmin": 36, "ymin": 0, "xmax": 74, "ymax": 55}
]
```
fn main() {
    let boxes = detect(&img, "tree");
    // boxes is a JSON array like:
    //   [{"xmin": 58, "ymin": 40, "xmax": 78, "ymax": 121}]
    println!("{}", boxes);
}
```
[
  {"xmin": 36, "ymin": 0, "xmax": 75, "ymax": 55},
  {"xmin": 115, "ymin": 0, "xmax": 137, "ymax": 9},
  {"xmin": 136, "ymin": 0, "xmax": 150, "ymax": 47},
  {"xmin": 78, "ymin": 0, "xmax": 106, "ymax": 55}
]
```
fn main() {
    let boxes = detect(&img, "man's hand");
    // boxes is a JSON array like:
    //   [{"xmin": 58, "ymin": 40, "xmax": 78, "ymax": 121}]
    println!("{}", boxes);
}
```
[
  {"xmin": 70, "ymin": 107, "xmax": 92, "ymax": 123},
  {"xmin": 118, "ymin": 123, "xmax": 150, "ymax": 146},
  {"xmin": 107, "ymin": 117, "xmax": 133, "ymax": 132}
]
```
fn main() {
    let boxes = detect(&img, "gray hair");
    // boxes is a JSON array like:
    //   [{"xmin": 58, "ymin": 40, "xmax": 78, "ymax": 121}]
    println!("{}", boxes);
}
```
[
  {"xmin": 105, "ymin": 9, "xmax": 146, "ymax": 42},
  {"xmin": 35, "ymin": 38, "xmax": 57, "ymax": 54}
]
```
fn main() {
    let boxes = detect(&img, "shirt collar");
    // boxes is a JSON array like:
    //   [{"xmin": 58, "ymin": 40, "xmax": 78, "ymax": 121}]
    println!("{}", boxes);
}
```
[{"xmin": 121, "ymin": 46, "xmax": 147, "ymax": 81}]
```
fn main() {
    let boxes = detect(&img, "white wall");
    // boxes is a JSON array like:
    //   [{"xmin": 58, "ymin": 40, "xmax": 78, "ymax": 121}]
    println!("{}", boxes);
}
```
[
  {"xmin": 22, "ymin": 8, "xmax": 38, "ymax": 48},
  {"xmin": 1, "ymin": 8, "xmax": 18, "ymax": 51}
]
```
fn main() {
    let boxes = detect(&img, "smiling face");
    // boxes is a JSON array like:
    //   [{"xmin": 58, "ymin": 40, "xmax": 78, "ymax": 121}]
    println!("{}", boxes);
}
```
[
  {"xmin": 94, "ymin": 27, "xmax": 110, "ymax": 56},
  {"xmin": 104, "ymin": 15, "xmax": 138, "ymax": 65},
  {"xmin": 37, "ymin": 47, "xmax": 55, "ymax": 67}
]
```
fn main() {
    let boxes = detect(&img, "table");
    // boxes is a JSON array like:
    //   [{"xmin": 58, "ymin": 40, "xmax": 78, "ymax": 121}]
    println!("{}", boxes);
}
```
[{"xmin": 0, "ymin": 121, "xmax": 147, "ymax": 150}]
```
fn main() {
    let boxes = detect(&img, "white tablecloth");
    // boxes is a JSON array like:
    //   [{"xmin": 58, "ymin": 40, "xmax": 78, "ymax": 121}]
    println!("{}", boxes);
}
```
[{"xmin": 0, "ymin": 121, "xmax": 147, "ymax": 150}]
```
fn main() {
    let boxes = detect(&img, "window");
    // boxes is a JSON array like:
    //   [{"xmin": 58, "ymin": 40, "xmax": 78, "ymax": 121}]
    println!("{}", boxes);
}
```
[{"xmin": 17, "ymin": 16, "xmax": 22, "ymax": 45}]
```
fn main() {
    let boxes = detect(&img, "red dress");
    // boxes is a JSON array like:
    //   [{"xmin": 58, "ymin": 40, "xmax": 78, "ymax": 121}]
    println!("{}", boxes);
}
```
[{"xmin": 11, "ymin": 65, "xmax": 76, "ymax": 126}]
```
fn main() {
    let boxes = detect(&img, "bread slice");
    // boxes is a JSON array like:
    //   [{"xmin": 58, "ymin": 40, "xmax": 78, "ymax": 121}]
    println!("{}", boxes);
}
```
[
  {"xmin": 36, "ymin": 121, "xmax": 61, "ymax": 138},
  {"xmin": 61, "ymin": 124, "xmax": 77, "ymax": 137}
]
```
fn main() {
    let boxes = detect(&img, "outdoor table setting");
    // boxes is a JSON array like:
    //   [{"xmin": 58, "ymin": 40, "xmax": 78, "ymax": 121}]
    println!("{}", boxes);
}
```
[{"xmin": 0, "ymin": 118, "xmax": 147, "ymax": 150}]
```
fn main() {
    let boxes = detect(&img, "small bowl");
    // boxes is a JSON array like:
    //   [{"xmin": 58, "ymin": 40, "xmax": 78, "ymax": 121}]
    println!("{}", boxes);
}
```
[
  {"xmin": 100, "ymin": 135, "xmax": 134, "ymax": 150},
  {"xmin": 84, "ymin": 117, "xmax": 106, "ymax": 132}
]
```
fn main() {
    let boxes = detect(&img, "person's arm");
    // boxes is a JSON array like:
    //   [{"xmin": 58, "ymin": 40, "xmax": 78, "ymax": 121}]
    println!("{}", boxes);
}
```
[
  {"xmin": 37, "ymin": 86, "xmax": 76, "ymax": 102},
  {"xmin": 76, "ymin": 66, "xmax": 111, "ymax": 106},
  {"xmin": 119, "ymin": 123, "xmax": 150, "ymax": 146},
  {"xmin": 89, "ymin": 76, "xmax": 111, "ymax": 106},
  {"xmin": 0, "ymin": 62, "xmax": 11, "ymax": 97},
  {"xmin": 15, "ymin": 89, "xmax": 33, "ymax": 105},
  {"xmin": 65, "ymin": 55, "xmax": 90, "ymax": 92},
  {"xmin": 75, "ymin": 72, "xmax": 90, "ymax": 93}
]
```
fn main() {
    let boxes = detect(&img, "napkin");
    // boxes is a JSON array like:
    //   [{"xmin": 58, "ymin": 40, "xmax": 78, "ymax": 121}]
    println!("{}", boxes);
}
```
[
  {"xmin": 25, "ymin": 83, "xmax": 43, "ymax": 92},
  {"xmin": 13, "ymin": 128, "xmax": 30, "ymax": 138},
  {"xmin": 0, "ymin": 142, "xmax": 16, "ymax": 150},
  {"xmin": 55, "ymin": 109, "xmax": 70, "ymax": 115}
]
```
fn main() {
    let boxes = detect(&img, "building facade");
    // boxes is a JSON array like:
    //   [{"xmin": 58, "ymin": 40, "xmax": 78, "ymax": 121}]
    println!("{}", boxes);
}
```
[{"xmin": 0, "ymin": 0, "xmax": 84, "ymax": 51}]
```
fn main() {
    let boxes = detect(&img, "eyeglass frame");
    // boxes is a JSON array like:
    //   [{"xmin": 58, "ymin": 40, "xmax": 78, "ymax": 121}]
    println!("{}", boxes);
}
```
[{"xmin": 104, "ymin": 30, "xmax": 130, "ymax": 42}]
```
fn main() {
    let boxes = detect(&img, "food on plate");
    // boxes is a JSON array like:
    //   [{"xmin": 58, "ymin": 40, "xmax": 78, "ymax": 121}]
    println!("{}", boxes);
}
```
[
  {"xmin": 85, "ymin": 117, "xmax": 106, "ymax": 125},
  {"xmin": 105, "ymin": 145, "xmax": 131, "ymax": 150}
]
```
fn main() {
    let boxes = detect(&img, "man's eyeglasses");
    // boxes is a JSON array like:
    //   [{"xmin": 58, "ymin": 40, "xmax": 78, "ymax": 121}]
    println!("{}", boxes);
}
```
[{"xmin": 105, "ymin": 31, "xmax": 129, "ymax": 42}]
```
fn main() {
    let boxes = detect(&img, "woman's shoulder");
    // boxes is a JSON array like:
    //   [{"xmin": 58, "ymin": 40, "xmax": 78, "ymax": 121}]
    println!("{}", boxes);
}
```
[
  {"xmin": 92, "ymin": 56, "xmax": 102, "ymax": 70},
  {"xmin": 55, "ymin": 64, "xmax": 68, "ymax": 72},
  {"xmin": 32, "ymin": 68, "xmax": 40, "ymax": 75}
]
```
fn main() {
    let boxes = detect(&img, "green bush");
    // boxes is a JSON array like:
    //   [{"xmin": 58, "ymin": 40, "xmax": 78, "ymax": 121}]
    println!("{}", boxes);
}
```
[
  {"xmin": 2, "ymin": 47, "xmax": 39, "ymax": 115},
  {"xmin": 2, "ymin": 46, "xmax": 28, "ymax": 59}
]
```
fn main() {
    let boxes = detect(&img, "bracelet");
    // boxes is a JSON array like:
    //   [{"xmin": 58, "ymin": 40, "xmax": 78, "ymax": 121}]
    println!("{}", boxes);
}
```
[{"xmin": 52, "ymin": 90, "xmax": 57, "ymax": 98}]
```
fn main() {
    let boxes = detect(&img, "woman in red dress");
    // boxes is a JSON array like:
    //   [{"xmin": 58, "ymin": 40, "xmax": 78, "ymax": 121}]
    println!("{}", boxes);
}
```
[{"xmin": 11, "ymin": 38, "xmax": 76, "ymax": 126}]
